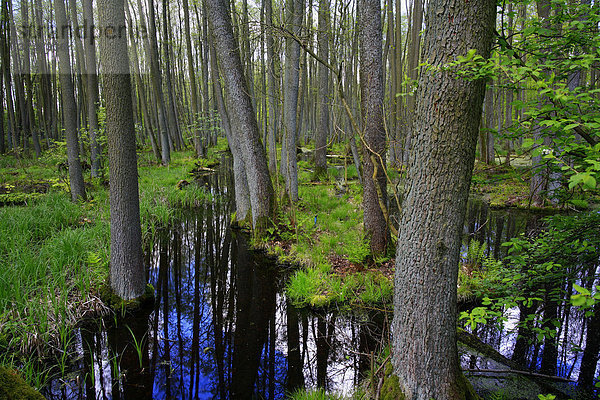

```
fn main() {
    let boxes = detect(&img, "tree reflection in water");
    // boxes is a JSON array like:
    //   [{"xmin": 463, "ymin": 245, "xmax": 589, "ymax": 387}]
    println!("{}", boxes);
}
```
[{"xmin": 43, "ymin": 161, "xmax": 387, "ymax": 400}]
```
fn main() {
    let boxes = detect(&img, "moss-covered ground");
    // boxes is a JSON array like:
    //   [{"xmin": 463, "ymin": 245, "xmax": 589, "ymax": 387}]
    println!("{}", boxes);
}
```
[{"xmin": 258, "ymin": 144, "xmax": 395, "ymax": 309}]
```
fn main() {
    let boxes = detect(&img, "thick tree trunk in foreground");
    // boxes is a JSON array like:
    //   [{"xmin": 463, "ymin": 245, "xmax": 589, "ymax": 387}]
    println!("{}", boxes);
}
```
[
  {"xmin": 206, "ymin": 0, "xmax": 275, "ymax": 231},
  {"xmin": 54, "ymin": 0, "xmax": 86, "ymax": 202},
  {"xmin": 359, "ymin": 0, "xmax": 388, "ymax": 256},
  {"xmin": 98, "ymin": 0, "xmax": 146, "ymax": 300},
  {"xmin": 392, "ymin": 0, "xmax": 495, "ymax": 398}
]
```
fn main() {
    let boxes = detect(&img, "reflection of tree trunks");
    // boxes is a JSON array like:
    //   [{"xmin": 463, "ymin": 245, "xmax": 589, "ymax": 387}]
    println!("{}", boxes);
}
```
[
  {"xmin": 316, "ymin": 315, "xmax": 328, "ymax": 388},
  {"xmin": 109, "ymin": 309, "xmax": 153, "ymax": 399},
  {"xmin": 268, "ymin": 313, "xmax": 276, "ymax": 399},
  {"xmin": 359, "ymin": 311, "xmax": 384, "ymax": 377},
  {"xmin": 578, "ymin": 301, "xmax": 600, "ymax": 389},
  {"xmin": 211, "ymin": 227, "xmax": 230, "ymax": 399},
  {"xmin": 173, "ymin": 229, "xmax": 185, "ymax": 389},
  {"xmin": 190, "ymin": 213, "xmax": 204, "ymax": 399},
  {"xmin": 493, "ymin": 215, "xmax": 504, "ymax": 260},
  {"xmin": 231, "ymin": 233, "xmax": 276, "ymax": 398},
  {"xmin": 286, "ymin": 301, "xmax": 305, "ymax": 392},
  {"xmin": 162, "ymin": 234, "xmax": 172, "ymax": 399}
]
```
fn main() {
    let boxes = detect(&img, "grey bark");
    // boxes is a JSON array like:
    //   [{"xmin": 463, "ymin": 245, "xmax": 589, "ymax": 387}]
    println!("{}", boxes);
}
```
[
  {"xmin": 146, "ymin": 0, "xmax": 170, "ymax": 164},
  {"xmin": 392, "ymin": 0, "xmax": 496, "ymax": 398},
  {"xmin": 209, "ymin": 38, "xmax": 251, "ymax": 222},
  {"xmin": 206, "ymin": 0, "xmax": 275, "ymax": 229},
  {"xmin": 83, "ymin": 0, "xmax": 102, "ymax": 177},
  {"xmin": 21, "ymin": 0, "xmax": 40, "ymax": 156},
  {"xmin": 54, "ymin": 0, "xmax": 86, "ymax": 201},
  {"xmin": 126, "ymin": 3, "xmax": 160, "ymax": 162},
  {"xmin": 182, "ymin": 0, "xmax": 202, "ymax": 156},
  {"xmin": 265, "ymin": 0, "xmax": 278, "ymax": 175},
  {"xmin": 161, "ymin": 0, "xmax": 182, "ymax": 150},
  {"xmin": 34, "ymin": 0, "xmax": 53, "ymax": 145},
  {"xmin": 282, "ymin": 0, "xmax": 303, "ymax": 201},
  {"xmin": 98, "ymin": 0, "xmax": 146, "ymax": 300},
  {"xmin": 314, "ymin": 0, "xmax": 329, "ymax": 177},
  {"xmin": 358, "ymin": 0, "xmax": 388, "ymax": 255},
  {"xmin": 402, "ymin": 0, "xmax": 423, "ymax": 163}
]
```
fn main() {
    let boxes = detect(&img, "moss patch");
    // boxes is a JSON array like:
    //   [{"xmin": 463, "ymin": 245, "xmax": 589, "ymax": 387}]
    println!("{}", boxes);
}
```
[
  {"xmin": 380, "ymin": 360, "xmax": 405, "ymax": 400},
  {"xmin": 0, "ymin": 366, "xmax": 45, "ymax": 400},
  {"xmin": 98, "ymin": 283, "xmax": 155, "ymax": 313}
]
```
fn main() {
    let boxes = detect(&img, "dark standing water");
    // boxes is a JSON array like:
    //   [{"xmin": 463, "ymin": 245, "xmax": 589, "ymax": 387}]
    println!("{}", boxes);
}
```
[
  {"xmin": 43, "ymin": 159, "xmax": 387, "ymax": 399},
  {"xmin": 460, "ymin": 199, "xmax": 600, "ymax": 394},
  {"xmin": 42, "ymin": 158, "xmax": 598, "ymax": 399}
]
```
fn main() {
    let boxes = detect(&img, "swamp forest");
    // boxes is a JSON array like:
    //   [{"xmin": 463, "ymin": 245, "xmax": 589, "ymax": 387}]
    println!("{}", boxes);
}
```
[{"xmin": 0, "ymin": 0, "xmax": 599, "ymax": 398}]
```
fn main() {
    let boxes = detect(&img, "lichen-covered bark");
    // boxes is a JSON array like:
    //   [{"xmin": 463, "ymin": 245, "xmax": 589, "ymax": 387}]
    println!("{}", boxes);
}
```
[
  {"xmin": 392, "ymin": 0, "xmax": 496, "ymax": 398},
  {"xmin": 98, "ymin": 0, "xmax": 146, "ymax": 300},
  {"xmin": 206, "ymin": 0, "xmax": 275, "ymax": 231},
  {"xmin": 359, "ymin": 0, "xmax": 388, "ymax": 255}
]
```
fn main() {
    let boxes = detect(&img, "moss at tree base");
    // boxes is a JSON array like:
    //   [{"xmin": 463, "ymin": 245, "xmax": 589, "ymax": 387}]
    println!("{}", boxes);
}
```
[
  {"xmin": 98, "ymin": 283, "xmax": 155, "ymax": 313},
  {"xmin": 380, "ymin": 360, "xmax": 405, "ymax": 400},
  {"xmin": 379, "ymin": 356, "xmax": 481, "ymax": 400},
  {"xmin": 0, "ymin": 366, "xmax": 45, "ymax": 400}
]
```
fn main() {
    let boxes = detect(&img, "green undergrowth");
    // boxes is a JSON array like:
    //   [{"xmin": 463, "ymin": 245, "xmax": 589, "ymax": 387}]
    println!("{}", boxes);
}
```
[
  {"xmin": 471, "ymin": 162, "xmax": 531, "ymax": 208},
  {"xmin": 0, "ymin": 148, "xmax": 214, "ymax": 389},
  {"xmin": 261, "ymin": 157, "xmax": 394, "ymax": 309}
]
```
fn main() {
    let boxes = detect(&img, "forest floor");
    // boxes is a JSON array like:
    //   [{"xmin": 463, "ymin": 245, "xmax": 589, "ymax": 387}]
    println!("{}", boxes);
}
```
[
  {"xmin": 0, "ymin": 144, "xmax": 223, "ymax": 389},
  {"xmin": 269, "ymin": 148, "xmax": 560, "ymax": 309},
  {"xmin": 0, "ymin": 142, "xmax": 592, "ymax": 392}
]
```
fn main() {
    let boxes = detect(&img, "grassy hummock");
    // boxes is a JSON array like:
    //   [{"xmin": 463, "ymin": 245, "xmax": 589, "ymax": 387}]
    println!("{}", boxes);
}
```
[{"xmin": 256, "ymin": 147, "xmax": 396, "ymax": 309}]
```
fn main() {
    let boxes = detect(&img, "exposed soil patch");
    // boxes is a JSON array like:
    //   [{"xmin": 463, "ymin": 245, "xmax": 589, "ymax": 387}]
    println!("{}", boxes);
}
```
[{"xmin": 329, "ymin": 254, "xmax": 394, "ymax": 280}]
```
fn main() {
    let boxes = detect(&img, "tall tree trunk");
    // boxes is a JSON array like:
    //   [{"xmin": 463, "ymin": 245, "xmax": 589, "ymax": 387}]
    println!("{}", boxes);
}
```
[
  {"xmin": 265, "ymin": 0, "xmax": 279, "ymax": 175},
  {"xmin": 54, "ymin": 0, "xmax": 86, "ymax": 201},
  {"xmin": 206, "ymin": 0, "xmax": 275, "ymax": 231},
  {"xmin": 359, "ymin": 0, "xmax": 388, "ymax": 255},
  {"xmin": 83, "ymin": 0, "xmax": 102, "ymax": 177},
  {"xmin": 161, "ymin": 0, "xmax": 182, "ymax": 150},
  {"xmin": 9, "ymin": 0, "xmax": 26, "ymax": 151},
  {"xmin": 392, "ymin": 0, "xmax": 495, "ymax": 398},
  {"xmin": 0, "ymin": 63, "xmax": 4, "ymax": 154},
  {"xmin": 209, "ymin": 38, "xmax": 251, "ymax": 222},
  {"xmin": 314, "ymin": 0, "xmax": 329, "ymax": 178},
  {"xmin": 21, "ymin": 0, "xmax": 40, "ymax": 156},
  {"xmin": 34, "ymin": 0, "xmax": 53, "ymax": 145},
  {"xmin": 98, "ymin": 0, "xmax": 146, "ymax": 300},
  {"xmin": 402, "ymin": 0, "xmax": 423, "ymax": 163},
  {"xmin": 282, "ymin": 0, "xmax": 303, "ymax": 201},
  {"xmin": 147, "ymin": 0, "xmax": 171, "ymax": 164},
  {"xmin": 530, "ymin": 0, "xmax": 555, "ymax": 206},
  {"xmin": 182, "ymin": 0, "xmax": 202, "ymax": 156},
  {"xmin": 1, "ymin": 0, "xmax": 18, "ymax": 153}
]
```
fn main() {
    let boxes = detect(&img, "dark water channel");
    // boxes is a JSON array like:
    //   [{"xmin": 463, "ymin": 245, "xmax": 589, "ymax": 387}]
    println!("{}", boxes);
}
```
[
  {"xmin": 43, "ymin": 160, "xmax": 386, "ymax": 400},
  {"xmin": 42, "ymin": 157, "xmax": 598, "ymax": 399},
  {"xmin": 460, "ymin": 200, "xmax": 600, "ymax": 397}
]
